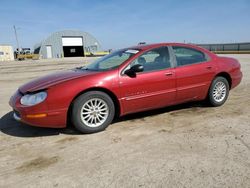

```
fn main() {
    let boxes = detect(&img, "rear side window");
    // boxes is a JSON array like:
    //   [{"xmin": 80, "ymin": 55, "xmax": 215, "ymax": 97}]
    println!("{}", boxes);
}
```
[{"xmin": 173, "ymin": 46, "xmax": 208, "ymax": 66}]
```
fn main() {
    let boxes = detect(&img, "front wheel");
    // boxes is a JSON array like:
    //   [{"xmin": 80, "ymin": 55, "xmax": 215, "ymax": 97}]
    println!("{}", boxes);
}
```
[
  {"xmin": 71, "ymin": 91, "xmax": 115, "ymax": 133},
  {"xmin": 208, "ymin": 76, "xmax": 229, "ymax": 107}
]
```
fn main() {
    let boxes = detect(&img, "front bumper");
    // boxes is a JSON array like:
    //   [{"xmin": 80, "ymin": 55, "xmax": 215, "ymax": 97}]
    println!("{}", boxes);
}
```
[
  {"xmin": 9, "ymin": 90, "xmax": 67, "ymax": 128},
  {"xmin": 13, "ymin": 111, "xmax": 21, "ymax": 121}
]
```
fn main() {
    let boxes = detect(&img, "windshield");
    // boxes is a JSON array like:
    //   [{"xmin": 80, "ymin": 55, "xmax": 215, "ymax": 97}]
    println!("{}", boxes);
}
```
[{"xmin": 84, "ymin": 49, "xmax": 140, "ymax": 71}]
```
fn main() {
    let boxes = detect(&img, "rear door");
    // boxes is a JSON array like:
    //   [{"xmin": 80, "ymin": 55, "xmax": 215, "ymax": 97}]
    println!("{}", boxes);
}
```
[
  {"xmin": 119, "ymin": 46, "xmax": 176, "ymax": 114},
  {"xmin": 171, "ymin": 46, "xmax": 216, "ymax": 102}
]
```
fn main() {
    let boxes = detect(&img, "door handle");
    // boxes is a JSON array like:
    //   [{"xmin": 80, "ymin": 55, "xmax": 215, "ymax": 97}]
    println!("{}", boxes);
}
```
[
  {"xmin": 165, "ymin": 72, "xmax": 173, "ymax": 76},
  {"xmin": 206, "ymin": 66, "xmax": 212, "ymax": 70}
]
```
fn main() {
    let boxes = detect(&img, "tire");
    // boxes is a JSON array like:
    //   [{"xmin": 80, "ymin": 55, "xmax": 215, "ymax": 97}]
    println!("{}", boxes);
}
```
[
  {"xmin": 71, "ymin": 91, "xmax": 115, "ymax": 133},
  {"xmin": 208, "ymin": 76, "xmax": 229, "ymax": 107}
]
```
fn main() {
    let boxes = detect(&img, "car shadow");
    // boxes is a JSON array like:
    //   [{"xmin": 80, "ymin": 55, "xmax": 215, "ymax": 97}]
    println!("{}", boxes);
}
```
[
  {"xmin": 0, "ymin": 111, "xmax": 79, "ymax": 137},
  {"xmin": 0, "ymin": 101, "xmax": 209, "ymax": 138}
]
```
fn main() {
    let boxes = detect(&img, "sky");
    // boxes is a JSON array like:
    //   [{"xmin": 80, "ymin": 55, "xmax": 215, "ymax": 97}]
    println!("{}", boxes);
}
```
[{"xmin": 0, "ymin": 0, "xmax": 250, "ymax": 50}]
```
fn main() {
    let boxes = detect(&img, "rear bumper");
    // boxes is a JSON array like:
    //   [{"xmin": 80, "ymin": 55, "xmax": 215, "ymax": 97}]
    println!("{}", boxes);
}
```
[{"xmin": 231, "ymin": 71, "xmax": 243, "ymax": 89}]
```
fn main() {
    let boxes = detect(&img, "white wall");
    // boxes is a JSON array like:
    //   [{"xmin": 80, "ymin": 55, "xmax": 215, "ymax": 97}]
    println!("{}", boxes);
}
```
[{"xmin": 0, "ymin": 45, "xmax": 14, "ymax": 61}]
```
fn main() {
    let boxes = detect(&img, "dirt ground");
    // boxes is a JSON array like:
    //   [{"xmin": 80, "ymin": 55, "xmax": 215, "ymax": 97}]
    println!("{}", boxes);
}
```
[{"xmin": 0, "ymin": 55, "xmax": 249, "ymax": 188}]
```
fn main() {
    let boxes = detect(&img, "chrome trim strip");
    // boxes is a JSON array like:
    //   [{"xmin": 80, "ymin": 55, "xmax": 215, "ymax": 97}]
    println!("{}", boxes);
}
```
[{"xmin": 13, "ymin": 112, "xmax": 21, "ymax": 121}]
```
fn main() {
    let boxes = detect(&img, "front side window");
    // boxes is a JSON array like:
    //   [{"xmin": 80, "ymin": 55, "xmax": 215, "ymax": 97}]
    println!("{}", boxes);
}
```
[
  {"xmin": 128, "ymin": 47, "xmax": 171, "ymax": 73},
  {"xmin": 85, "ymin": 49, "xmax": 139, "ymax": 71},
  {"xmin": 173, "ymin": 46, "xmax": 208, "ymax": 66}
]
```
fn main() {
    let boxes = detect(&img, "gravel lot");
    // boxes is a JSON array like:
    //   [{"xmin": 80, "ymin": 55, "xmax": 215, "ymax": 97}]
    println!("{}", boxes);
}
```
[{"xmin": 0, "ymin": 55, "xmax": 249, "ymax": 187}]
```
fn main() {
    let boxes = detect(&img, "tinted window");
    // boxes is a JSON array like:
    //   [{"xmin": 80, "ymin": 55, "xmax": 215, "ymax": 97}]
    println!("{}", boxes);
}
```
[
  {"xmin": 129, "ymin": 47, "xmax": 171, "ymax": 72},
  {"xmin": 173, "ymin": 46, "xmax": 207, "ymax": 66}
]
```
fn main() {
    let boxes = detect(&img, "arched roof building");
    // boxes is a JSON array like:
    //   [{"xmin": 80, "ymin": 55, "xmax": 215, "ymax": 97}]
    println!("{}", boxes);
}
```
[{"xmin": 34, "ymin": 30, "xmax": 101, "ymax": 58}]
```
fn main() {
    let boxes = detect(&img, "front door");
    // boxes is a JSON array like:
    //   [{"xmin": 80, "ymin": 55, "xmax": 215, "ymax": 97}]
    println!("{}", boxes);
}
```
[{"xmin": 119, "ymin": 47, "xmax": 176, "ymax": 115}]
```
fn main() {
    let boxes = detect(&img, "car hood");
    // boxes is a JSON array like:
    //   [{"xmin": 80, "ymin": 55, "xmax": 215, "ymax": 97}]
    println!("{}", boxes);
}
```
[{"xmin": 19, "ymin": 69, "xmax": 97, "ymax": 93}]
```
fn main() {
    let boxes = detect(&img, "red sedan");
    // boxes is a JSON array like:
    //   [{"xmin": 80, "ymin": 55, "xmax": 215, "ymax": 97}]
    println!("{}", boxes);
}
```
[{"xmin": 9, "ymin": 43, "xmax": 242, "ymax": 133}]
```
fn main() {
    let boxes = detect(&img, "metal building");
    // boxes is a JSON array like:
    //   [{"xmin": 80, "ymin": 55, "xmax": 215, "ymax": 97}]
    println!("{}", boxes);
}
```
[
  {"xmin": 0, "ymin": 45, "xmax": 14, "ymax": 61},
  {"xmin": 34, "ymin": 30, "xmax": 101, "ymax": 59}
]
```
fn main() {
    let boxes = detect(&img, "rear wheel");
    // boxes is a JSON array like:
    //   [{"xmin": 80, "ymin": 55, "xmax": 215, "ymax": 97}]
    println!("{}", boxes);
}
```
[
  {"xmin": 71, "ymin": 91, "xmax": 115, "ymax": 133},
  {"xmin": 208, "ymin": 76, "xmax": 229, "ymax": 107}
]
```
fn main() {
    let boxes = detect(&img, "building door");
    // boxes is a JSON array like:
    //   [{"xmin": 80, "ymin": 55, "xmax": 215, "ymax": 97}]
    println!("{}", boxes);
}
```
[
  {"xmin": 62, "ymin": 37, "xmax": 84, "ymax": 57},
  {"xmin": 46, "ymin": 45, "xmax": 52, "ymax": 58}
]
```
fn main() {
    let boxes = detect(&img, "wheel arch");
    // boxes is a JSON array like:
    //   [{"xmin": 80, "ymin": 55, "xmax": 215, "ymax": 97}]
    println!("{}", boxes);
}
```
[
  {"xmin": 214, "ymin": 72, "xmax": 232, "ymax": 89},
  {"xmin": 66, "ymin": 87, "xmax": 120, "ymax": 127}
]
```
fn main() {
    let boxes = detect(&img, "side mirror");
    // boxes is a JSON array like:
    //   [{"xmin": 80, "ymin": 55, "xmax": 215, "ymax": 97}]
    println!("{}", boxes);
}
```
[
  {"xmin": 131, "ymin": 64, "xmax": 144, "ymax": 72},
  {"xmin": 124, "ymin": 64, "xmax": 144, "ymax": 76}
]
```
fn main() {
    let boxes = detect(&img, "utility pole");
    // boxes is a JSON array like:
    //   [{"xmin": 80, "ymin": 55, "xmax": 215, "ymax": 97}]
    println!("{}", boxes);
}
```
[{"xmin": 13, "ymin": 25, "xmax": 20, "ymax": 54}]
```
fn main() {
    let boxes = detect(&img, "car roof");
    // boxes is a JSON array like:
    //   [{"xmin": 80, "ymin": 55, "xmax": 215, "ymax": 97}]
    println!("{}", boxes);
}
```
[
  {"xmin": 127, "ymin": 42, "xmax": 216, "ymax": 57},
  {"xmin": 129, "ymin": 43, "xmax": 197, "ymax": 50}
]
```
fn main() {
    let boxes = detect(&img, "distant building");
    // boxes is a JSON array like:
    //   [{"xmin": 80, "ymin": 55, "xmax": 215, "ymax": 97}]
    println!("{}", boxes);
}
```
[
  {"xmin": 196, "ymin": 42, "xmax": 250, "ymax": 52},
  {"xmin": 34, "ymin": 30, "xmax": 101, "ymax": 59},
  {"xmin": 0, "ymin": 45, "xmax": 14, "ymax": 61}
]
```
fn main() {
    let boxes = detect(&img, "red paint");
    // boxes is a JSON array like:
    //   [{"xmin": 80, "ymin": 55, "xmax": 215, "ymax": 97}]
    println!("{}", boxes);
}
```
[{"xmin": 9, "ymin": 43, "xmax": 242, "ymax": 128}]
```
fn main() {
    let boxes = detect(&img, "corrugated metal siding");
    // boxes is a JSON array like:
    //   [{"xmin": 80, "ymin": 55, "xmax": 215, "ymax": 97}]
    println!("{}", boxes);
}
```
[
  {"xmin": 239, "ymin": 44, "xmax": 250, "ymax": 50},
  {"xmin": 36, "ymin": 30, "xmax": 101, "ymax": 59}
]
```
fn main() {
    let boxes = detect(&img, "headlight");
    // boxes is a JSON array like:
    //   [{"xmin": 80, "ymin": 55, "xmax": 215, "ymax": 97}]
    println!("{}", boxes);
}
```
[{"xmin": 20, "ymin": 91, "xmax": 47, "ymax": 106}]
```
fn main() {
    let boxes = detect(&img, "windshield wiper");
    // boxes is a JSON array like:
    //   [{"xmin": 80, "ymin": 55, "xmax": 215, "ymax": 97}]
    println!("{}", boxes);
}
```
[
  {"xmin": 75, "ymin": 66, "xmax": 98, "ymax": 71},
  {"xmin": 76, "ymin": 66, "xmax": 84, "ymax": 69},
  {"xmin": 76, "ymin": 66, "xmax": 89, "ymax": 70}
]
